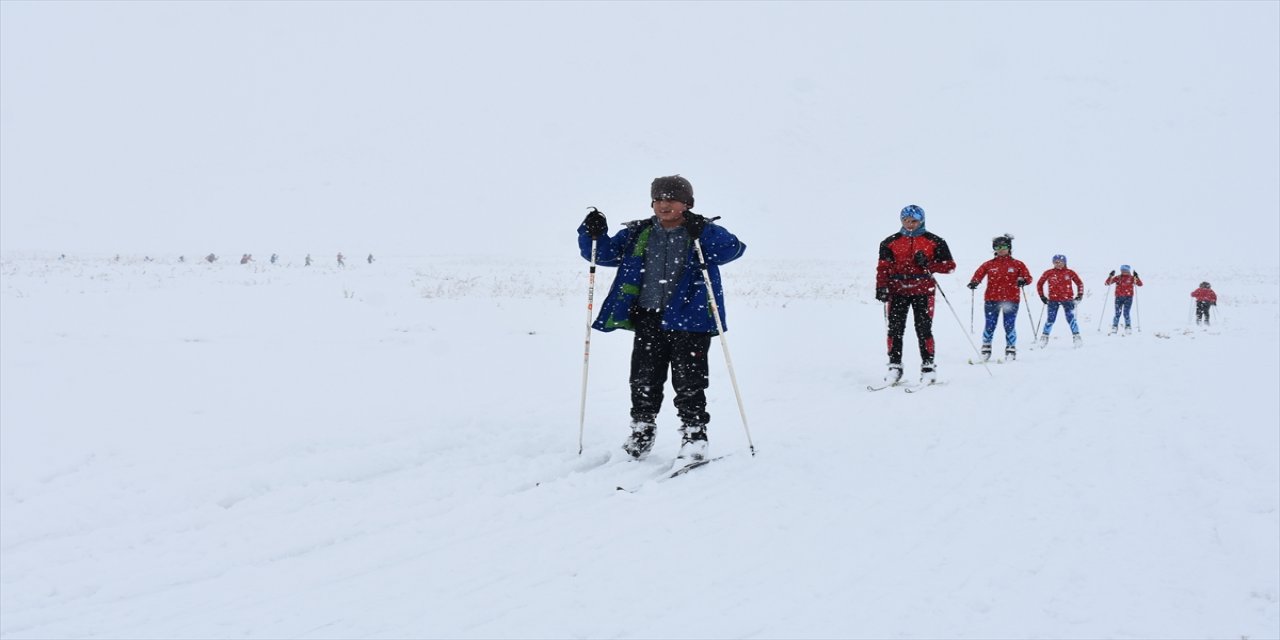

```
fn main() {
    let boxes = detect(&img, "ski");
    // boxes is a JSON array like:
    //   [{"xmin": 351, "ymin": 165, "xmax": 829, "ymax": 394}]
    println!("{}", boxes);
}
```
[
  {"xmin": 669, "ymin": 455, "xmax": 726, "ymax": 478},
  {"xmin": 616, "ymin": 455, "xmax": 728, "ymax": 492},
  {"xmin": 867, "ymin": 382, "xmax": 907, "ymax": 392},
  {"xmin": 903, "ymin": 381, "xmax": 946, "ymax": 393},
  {"xmin": 968, "ymin": 358, "xmax": 1004, "ymax": 365}
]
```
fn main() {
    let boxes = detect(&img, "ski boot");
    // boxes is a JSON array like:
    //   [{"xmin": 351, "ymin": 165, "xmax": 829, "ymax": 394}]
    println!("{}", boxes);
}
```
[
  {"xmin": 1038, "ymin": 334, "xmax": 1049, "ymax": 348},
  {"xmin": 920, "ymin": 361, "xmax": 937, "ymax": 385},
  {"xmin": 1108, "ymin": 325, "xmax": 1118, "ymax": 335},
  {"xmin": 1072, "ymin": 333, "xmax": 1082, "ymax": 348},
  {"xmin": 885, "ymin": 363, "xmax": 904, "ymax": 384},
  {"xmin": 622, "ymin": 420, "xmax": 657, "ymax": 459},
  {"xmin": 1005, "ymin": 345, "xmax": 1017, "ymax": 361},
  {"xmin": 677, "ymin": 424, "xmax": 708, "ymax": 461},
  {"xmin": 980, "ymin": 343, "xmax": 992, "ymax": 362},
  {"xmin": 1124, "ymin": 325, "xmax": 1133, "ymax": 335}
]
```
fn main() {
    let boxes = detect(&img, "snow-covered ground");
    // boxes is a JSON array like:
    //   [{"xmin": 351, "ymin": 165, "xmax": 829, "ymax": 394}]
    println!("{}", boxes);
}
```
[{"xmin": 1, "ymin": 254, "xmax": 1276, "ymax": 639}]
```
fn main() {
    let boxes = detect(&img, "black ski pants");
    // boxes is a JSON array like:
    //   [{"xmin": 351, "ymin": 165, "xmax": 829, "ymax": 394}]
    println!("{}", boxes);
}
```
[
  {"xmin": 1195, "ymin": 300, "xmax": 1212, "ymax": 325},
  {"xmin": 886, "ymin": 294, "xmax": 935, "ymax": 366},
  {"xmin": 629, "ymin": 308, "xmax": 712, "ymax": 426}
]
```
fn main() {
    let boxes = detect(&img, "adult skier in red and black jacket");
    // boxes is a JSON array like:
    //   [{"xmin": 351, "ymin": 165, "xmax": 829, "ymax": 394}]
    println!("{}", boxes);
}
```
[{"xmin": 875, "ymin": 205, "xmax": 956, "ymax": 384}]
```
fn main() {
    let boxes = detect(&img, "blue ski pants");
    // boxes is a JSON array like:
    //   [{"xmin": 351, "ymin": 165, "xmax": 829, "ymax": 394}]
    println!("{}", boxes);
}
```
[
  {"xmin": 982, "ymin": 301, "xmax": 1018, "ymax": 347},
  {"xmin": 1113, "ymin": 296, "xmax": 1134, "ymax": 328},
  {"xmin": 1043, "ymin": 300, "xmax": 1080, "ymax": 336}
]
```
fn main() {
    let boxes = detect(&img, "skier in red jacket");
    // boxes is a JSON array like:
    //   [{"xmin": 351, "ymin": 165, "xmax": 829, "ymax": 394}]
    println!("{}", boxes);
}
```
[
  {"xmin": 967, "ymin": 234, "xmax": 1033, "ymax": 361},
  {"xmin": 875, "ymin": 205, "xmax": 956, "ymax": 384},
  {"xmin": 1191, "ymin": 282, "xmax": 1217, "ymax": 326},
  {"xmin": 1035, "ymin": 254, "xmax": 1084, "ymax": 348},
  {"xmin": 1105, "ymin": 265, "xmax": 1143, "ymax": 334}
]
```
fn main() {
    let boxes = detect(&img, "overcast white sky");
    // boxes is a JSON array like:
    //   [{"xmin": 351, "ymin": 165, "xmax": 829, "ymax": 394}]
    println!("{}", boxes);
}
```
[{"xmin": 2, "ymin": 1, "xmax": 1277, "ymax": 269}]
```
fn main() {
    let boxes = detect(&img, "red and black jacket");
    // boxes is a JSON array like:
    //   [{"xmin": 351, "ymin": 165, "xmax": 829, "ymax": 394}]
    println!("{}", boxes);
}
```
[{"xmin": 876, "ymin": 232, "xmax": 956, "ymax": 297}]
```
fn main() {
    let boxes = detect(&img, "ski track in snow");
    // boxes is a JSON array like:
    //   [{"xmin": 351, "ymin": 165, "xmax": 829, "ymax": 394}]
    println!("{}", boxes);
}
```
[{"xmin": 1, "ymin": 255, "xmax": 1277, "ymax": 639}]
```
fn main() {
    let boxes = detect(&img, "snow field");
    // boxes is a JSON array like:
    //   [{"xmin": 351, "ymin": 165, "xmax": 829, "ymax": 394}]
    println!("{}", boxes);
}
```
[{"xmin": 1, "ymin": 255, "xmax": 1276, "ymax": 639}]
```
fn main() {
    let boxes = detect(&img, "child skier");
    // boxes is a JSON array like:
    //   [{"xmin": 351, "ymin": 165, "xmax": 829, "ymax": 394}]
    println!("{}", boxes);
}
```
[
  {"xmin": 1191, "ymin": 282, "xmax": 1217, "ymax": 326},
  {"xmin": 1105, "ymin": 265, "xmax": 1143, "ymax": 334},
  {"xmin": 577, "ymin": 175, "xmax": 746, "ymax": 462},
  {"xmin": 1035, "ymin": 254, "xmax": 1084, "ymax": 348},
  {"xmin": 967, "ymin": 234, "xmax": 1033, "ymax": 361}
]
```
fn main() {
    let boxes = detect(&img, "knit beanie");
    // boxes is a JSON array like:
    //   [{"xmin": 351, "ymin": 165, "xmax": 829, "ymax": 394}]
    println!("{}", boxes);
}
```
[{"xmin": 651, "ymin": 175, "xmax": 694, "ymax": 208}]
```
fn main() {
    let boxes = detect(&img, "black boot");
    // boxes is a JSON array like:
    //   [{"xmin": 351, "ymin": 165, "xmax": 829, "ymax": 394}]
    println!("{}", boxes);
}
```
[
  {"xmin": 622, "ymin": 420, "xmax": 656, "ymax": 459},
  {"xmin": 677, "ymin": 423, "xmax": 708, "ymax": 461}
]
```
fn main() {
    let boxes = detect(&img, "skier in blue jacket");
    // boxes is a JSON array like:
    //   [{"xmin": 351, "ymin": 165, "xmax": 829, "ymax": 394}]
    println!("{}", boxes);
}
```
[{"xmin": 578, "ymin": 175, "xmax": 746, "ymax": 463}]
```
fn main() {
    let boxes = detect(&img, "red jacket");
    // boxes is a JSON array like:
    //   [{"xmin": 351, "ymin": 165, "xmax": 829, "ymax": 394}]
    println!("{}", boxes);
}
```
[
  {"xmin": 970, "ymin": 255, "xmax": 1033, "ymax": 302},
  {"xmin": 876, "ymin": 231, "xmax": 956, "ymax": 297},
  {"xmin": 1036, "ymin": 267, "xmax": 1084, "ymax": 302},
  {"xmin": 1105, "ymin": 273, "xmax": 1143, "ymax": 297},
  {"xmin": 1191, "ymin": 287, "xmax": 1217, "ymax": 303}
]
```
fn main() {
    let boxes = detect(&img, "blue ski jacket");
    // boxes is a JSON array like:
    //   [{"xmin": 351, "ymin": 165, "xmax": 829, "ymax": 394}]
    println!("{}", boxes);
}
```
[{"xmin": 577, "ymin": 217, "xmax": 745, "ymax": 334}]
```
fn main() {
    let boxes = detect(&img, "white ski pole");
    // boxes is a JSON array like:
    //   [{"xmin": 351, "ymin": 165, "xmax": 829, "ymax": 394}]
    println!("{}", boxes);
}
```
[
  {"xmin": 1036, "ymin": 301, "xmax": 1047, "ymax": 339},
  {"xmin": 1134, "ymin": 286, "xmax": 1142, "ymax": 333},
  {"xmin": 693, "ymin": 238, "xmax": 755, "ymax": 456},
  {"xmin": 1019, "ymin": 285, "xmax": 1039, "ymax": 336},
  {"xmin": 931, "ymin": 274, "xmax": 992, "ymax": 377},
  {"xmin": 970, "ymin": 288, "xmax": 975, "ymax": 334},
  {"xmin": 577, "ymin": 235, "xmax": 598, "ymax": 455},
  {"xmin": 1097, "ymin": 284, "xmax": 1112, "ymax": 333}
]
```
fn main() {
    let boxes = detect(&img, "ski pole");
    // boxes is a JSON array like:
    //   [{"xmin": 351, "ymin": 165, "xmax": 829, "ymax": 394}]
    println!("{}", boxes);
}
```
[
  {"xmin": 1036, "ymin": 301, "xmax": 1047, "ymax": 339},
  {"xmin": 1134, "ymin": 287, "xmax": 1141, "ymax": 332},
  {"xmin": 931, "ymin": 276, "xmax": 993, "ymax": 377},
  {"xmin": 577, "ymin": 221, "xmax": 600, "ymax": 455},
  {"xmin": 693, "ymin": 238, "xmax": 756, "ymax": 457},
  {"xmin": 1097, "ymin": 284, "xmax": 1112, "ymax": 333},
  {"xmin": 1019, "ymin": 285, "xmax": 1039, "ymax": 337},
  {"xmin": 970, "ymin": 288, "xmax": 975, "ymax": 334}
]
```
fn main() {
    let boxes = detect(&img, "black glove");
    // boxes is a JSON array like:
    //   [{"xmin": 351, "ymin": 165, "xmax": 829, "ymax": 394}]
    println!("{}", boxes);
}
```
[
  {"xmin": 1132, "ymin": 271, "xmax": 1139, "ymax": 279},
  {"xmin": 1109, "ymin": 270, "xmax": 1116, "ymax": 277},
  {"xmin": 1017, "ymin": 277, "xmax": 1030, "ymax": 287},
  {"xmin": 583, "ymin": 208, "xmax": 608, "ymax": 239},
  {"xmin": 913, "ymin": 250, "xmax": 929, "ymax": 268},
  {"xmin": 683, "ymin": 212, "xmax": 708, "ymax": 239},
  {"xmin": 1040, "ymin": 295, "xmax": 1049, "ymax": 304},
  {"xmin": 967, "ymin": 281, "xmax": 979, "ymax": 290},
  {"xmin": 1211, "ymin": 301, "xmax": 1217, "ymax": 306},
  {"xmin": 875, "ymin": 288, "xmax": 890, "ymax": 302},
  {"xmin": 1075, "ymin": 293, "xmax": 1083, "ymax": 302}
]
